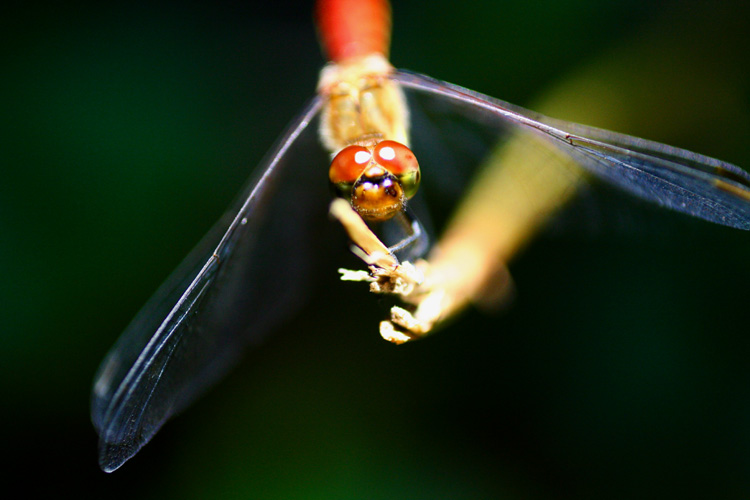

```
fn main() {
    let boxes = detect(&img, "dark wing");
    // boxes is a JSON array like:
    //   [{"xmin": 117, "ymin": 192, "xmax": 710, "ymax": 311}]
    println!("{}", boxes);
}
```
[
  {"xmin": 394, "ymin": 71, "xmax": 750, "ymax": 230},
  {"xmin": 91, "ymin": 95, "xmax": 327, "ymax": 472}
]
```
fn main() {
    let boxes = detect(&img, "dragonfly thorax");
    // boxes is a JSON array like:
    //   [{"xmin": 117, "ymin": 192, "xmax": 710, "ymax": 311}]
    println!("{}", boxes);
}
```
[{"xmin": 318, "ymin": 54, "xmax": 409, "ymax": 152}]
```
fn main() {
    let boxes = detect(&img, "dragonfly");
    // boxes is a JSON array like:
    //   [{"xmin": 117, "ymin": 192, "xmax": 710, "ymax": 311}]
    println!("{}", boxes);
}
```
[{"xmin": 91, "ymin": 0, "xmax": 750, "ymax": 472}]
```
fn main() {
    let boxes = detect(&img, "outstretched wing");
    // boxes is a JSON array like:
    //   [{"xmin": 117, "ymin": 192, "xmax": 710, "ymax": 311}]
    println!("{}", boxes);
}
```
[
  {"xmin": 394, "ymin": 70, "xmax": 750, "ymax": 230},
  {"xmin": 91, "ymin": 96, "xmax": 327, "ymax": 472}
]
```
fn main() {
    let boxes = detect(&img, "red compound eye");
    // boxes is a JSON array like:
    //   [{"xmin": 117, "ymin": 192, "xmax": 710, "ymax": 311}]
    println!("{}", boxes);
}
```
[
  {"xmin": 329, "ymin": 145, "xmax": 372, "ymax": 184},
  {"xmin": 373, "ymin": 141, "xmax": 418, "ymax": 175}
]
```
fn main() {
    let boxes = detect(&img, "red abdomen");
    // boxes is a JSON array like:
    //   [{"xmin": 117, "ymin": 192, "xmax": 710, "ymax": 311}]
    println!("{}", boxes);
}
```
[{"xmin": 315, "ymin": 0, "xmax": 391, "ymax": 62}]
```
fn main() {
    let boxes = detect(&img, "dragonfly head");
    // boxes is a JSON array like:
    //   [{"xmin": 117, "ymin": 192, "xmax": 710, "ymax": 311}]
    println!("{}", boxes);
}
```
[{"xmin": 329, "ymin": 140, "xmax": 420, "ymax": 221}]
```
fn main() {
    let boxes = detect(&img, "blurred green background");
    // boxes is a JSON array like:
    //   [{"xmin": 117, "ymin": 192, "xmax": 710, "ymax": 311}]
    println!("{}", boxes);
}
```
[{"xmin": 3, "ymin": 0, "xmax": 750, "ymax": 498}]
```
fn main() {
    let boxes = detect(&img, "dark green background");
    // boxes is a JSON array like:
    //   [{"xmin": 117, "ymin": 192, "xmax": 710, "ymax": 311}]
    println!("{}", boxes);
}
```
[{"xmin": 3, "ymin": 0, "xmax": 750, "ymax": 498}]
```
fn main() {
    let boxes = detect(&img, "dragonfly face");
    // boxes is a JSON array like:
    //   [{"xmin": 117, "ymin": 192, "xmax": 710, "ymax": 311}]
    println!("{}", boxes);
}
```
[{"xmin": 329, "ymin": 140, "xmax": 421, "ymax": 221}]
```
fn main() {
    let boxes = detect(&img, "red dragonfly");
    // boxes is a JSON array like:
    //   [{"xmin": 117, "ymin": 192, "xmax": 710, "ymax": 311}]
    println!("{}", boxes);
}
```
[{"xmin": 91, "ymin": 0, "xmax": 750, "ymax": 471}]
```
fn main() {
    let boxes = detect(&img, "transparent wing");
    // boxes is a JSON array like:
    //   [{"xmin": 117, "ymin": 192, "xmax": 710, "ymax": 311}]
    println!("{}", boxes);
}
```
[
  {"xmin": 91, "ymin": 95, "xmax": 327, "ymax": 472},
  {"xmin": 394, "ymin": 71, "xmax": 750, "ymax": 230}
]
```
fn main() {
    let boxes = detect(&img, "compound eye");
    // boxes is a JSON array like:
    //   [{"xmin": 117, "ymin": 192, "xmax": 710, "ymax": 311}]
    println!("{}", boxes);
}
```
[
  {"xmin": 329, "ymin": 145, "xmax": 372, "ymax": 185},
  {"xmin": 373, "ymin": 141, "xmax": 418, "ymax": 176},
  {"xmin": 373, "ymin": 141, "xmax": 421, "ymax": 199}
]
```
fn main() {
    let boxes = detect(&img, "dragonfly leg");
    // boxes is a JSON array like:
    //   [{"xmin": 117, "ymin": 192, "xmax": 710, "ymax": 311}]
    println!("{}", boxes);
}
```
[{"xmin": 386, "ymin": 208, "xmax": 429, "ymax": 260}]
